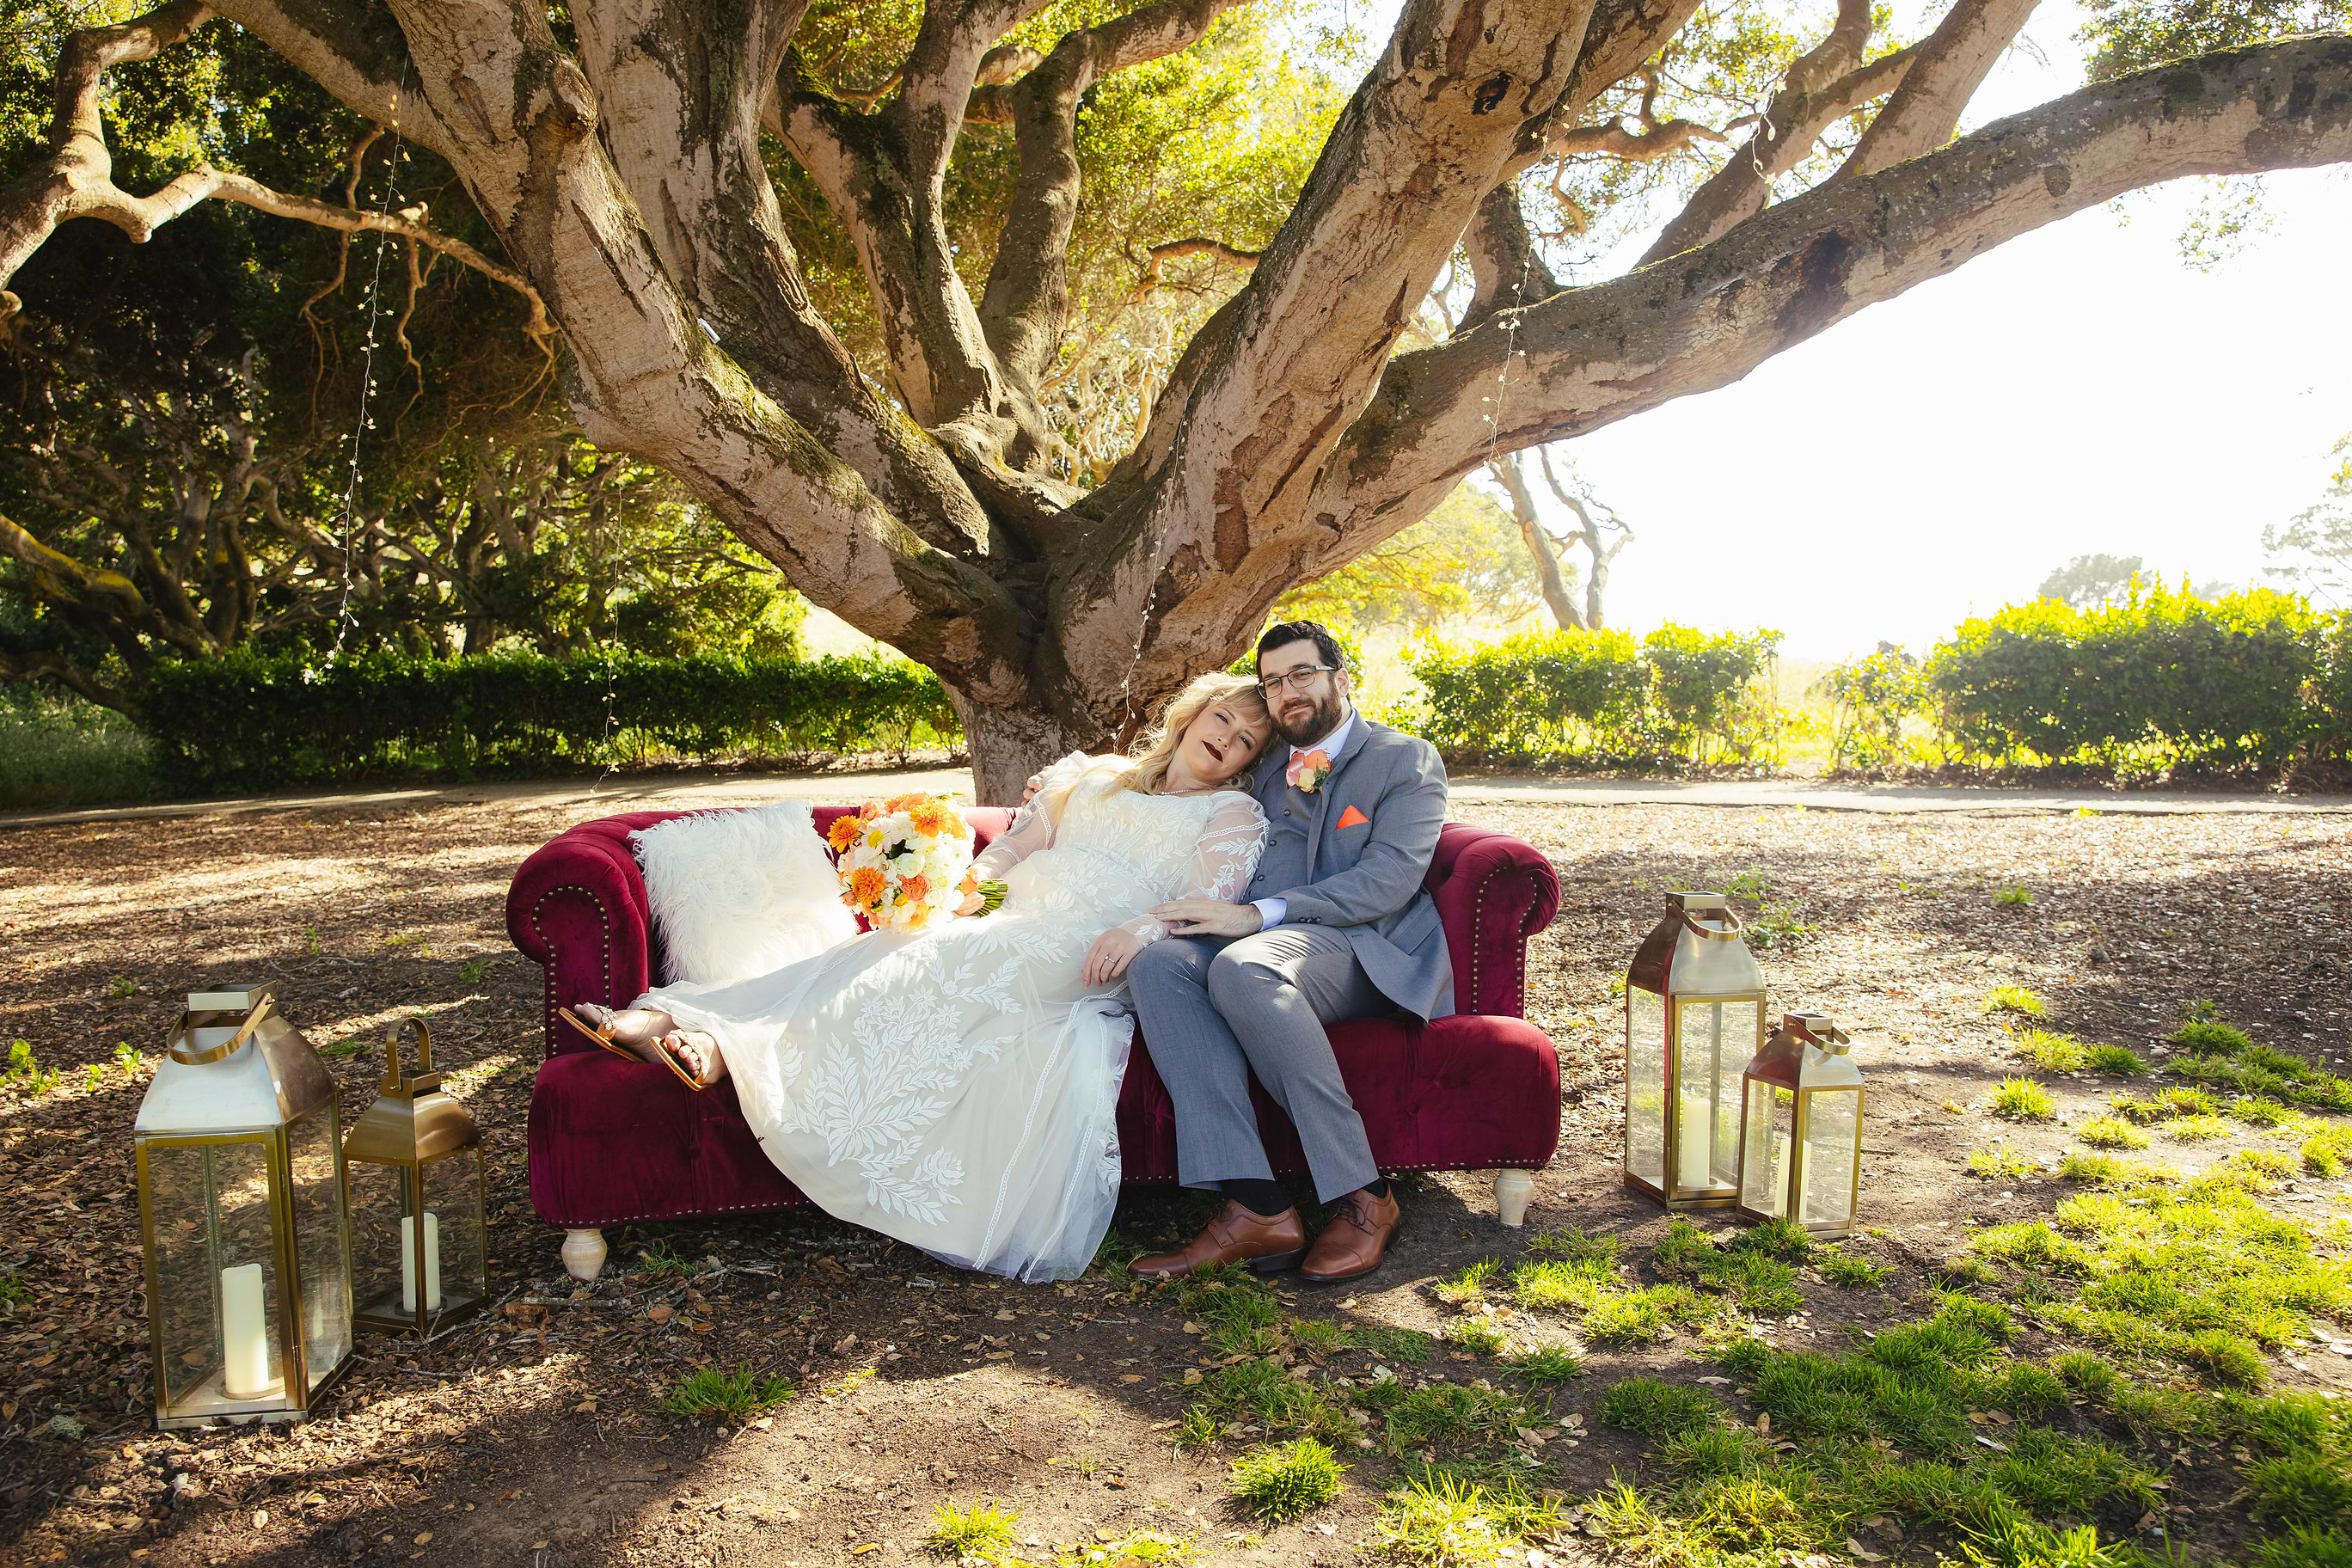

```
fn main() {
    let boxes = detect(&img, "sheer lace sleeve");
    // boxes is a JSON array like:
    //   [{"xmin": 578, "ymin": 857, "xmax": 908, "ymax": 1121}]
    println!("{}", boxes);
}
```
[
  {"xmin": 971, "ymin": 750, "xmax": 1102, "ymax": 881},
  {"xmin": 1122, "ymin": 793, "xmax": 1270, "ymax": 943}
]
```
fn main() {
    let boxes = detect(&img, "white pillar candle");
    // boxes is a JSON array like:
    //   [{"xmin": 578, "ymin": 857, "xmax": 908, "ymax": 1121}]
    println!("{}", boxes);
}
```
[
  {"xmin": 401, "ymin": 1212, "xmax": 442, "ymax": 1313},
  {"xmin": 220, "ymin": 1263, "xmax": 273, "ymax": 1399}
]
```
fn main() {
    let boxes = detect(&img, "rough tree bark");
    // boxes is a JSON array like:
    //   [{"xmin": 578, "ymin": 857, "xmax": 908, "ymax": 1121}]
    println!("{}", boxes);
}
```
[{"xmin": 3, "ymin": 0, "xmax": 2349, "ymax": 799}]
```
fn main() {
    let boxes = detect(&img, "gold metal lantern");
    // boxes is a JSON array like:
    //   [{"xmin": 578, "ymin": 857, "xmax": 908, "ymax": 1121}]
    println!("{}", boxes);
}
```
[
  {"xmin": 1624, "ymin": 891, "xmax": 1766, "ymax": 1209},
  {"xmin": 344, "ymin": 1019, "xmax": 487, "ymax": 1337},
  {"xmin": 1736, "ymin": 1012, "xmax": 1865, "ymax": 1235},
  {"xmin": 133, "ymin": 986, "xmax": 353, "ymax": 1428}
]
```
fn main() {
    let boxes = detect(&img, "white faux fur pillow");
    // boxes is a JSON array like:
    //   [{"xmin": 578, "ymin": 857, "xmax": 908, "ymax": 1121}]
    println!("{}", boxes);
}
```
[{"xmin": 630, "ymin": 801, "xmax": 857, "ymax": 987}]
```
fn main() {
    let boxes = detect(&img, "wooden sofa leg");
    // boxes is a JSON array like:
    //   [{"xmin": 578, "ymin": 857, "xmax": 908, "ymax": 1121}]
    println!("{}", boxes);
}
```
[
  {"xmin": 1494, "ymin": 1170, "xmax": 1535, "ymax": 1228},
  {"xmin": 561, "ymin": 1228, "xmax": 609, "ymax": 1282}
]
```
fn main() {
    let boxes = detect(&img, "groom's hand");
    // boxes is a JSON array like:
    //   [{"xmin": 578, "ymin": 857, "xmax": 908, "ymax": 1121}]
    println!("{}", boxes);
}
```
[{"xmin": 1148, "ymin": 899, "xmax": 1264, "ymax": 939}]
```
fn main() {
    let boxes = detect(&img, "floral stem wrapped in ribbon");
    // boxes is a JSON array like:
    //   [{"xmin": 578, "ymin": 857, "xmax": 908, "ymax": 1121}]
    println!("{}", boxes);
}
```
[{"xmin": 825, "ymin": 794, "xmax": 1005, "ymax": 933}]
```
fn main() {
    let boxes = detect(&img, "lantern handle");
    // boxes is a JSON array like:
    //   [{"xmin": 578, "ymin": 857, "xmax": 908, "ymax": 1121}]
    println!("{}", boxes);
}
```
[
  {"xmin": 381, "ymin": 1016, "xmax": 433, "ymax": 1090},
  {"xmin": 1678, "ymin": 906, "xmax": 1745, "ymax": 941},
  {"xmin": 167, "ymin": 993, "xmax": 277, "ymax": 1066}
]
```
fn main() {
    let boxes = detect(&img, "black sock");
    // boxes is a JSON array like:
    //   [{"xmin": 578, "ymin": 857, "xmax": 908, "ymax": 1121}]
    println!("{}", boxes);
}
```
[
  {"xmin": 1362, "ymin": 1178, "xmax": 1391, "ymax": 1201},
  {"xmin": 1222, "ymin": 1179, "xmax": 1290, "ymax": 1218}
]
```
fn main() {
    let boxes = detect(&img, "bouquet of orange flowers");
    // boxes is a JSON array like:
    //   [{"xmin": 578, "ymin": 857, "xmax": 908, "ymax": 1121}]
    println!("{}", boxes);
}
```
[{"xmin": 825, "ymin": 793, "xmax": 1004, "ymax": 933}]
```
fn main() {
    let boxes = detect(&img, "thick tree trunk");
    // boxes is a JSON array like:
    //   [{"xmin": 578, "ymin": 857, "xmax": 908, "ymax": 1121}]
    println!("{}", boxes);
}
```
[{"xmin": 955, "ymin": 692, "xmax": 1103, "ymax": 806}]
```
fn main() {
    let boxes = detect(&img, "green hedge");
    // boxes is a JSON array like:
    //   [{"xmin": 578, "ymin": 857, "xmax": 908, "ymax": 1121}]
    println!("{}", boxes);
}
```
[
  {"xmin": 137, "ymin": 650, "xmax": 960, "ymax": 787},
  {"xmin": 1923, "ymin": 585, "xmax": 2349, "ymax": 772},
  {"xmin": 1405, "ymin": 625, "xmax": 1783, "ymax": 765}
]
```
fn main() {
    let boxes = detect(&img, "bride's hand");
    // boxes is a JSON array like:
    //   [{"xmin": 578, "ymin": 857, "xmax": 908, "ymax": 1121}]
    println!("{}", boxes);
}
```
[
  {"xmin": 1081, "ymin": 927, "xmax": 1150, "ymax": 987},
  {"xmin": 955, "ymin": 892, "xmax": 984, "ymax": 916}
]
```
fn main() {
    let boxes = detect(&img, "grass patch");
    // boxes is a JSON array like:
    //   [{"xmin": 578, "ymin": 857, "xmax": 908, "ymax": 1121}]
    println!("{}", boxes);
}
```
[
  {"xmin": 1434, "ymin": 1259, "xmax": 1501, "ymax": 1306},
  {"xmin": 1583, "ymin": 1283, "xmax": 1710, "ymax": 1345},
  {"xmin": 1186, "ymin": 1360, "xmax": 1356, "ymax": 1447},
  {"xmin": 2011, "ymin": 1028, "xmax": 2086, "ymax": 1071},
  {"xmin": 660, "ymin": 1367, "xmax": 795, "ymax": 1420},
  {"xmin": 1650, "ymin": 1219, "xmax": 1806, "ymax": 1314},
  {"xmin": 1374, "ymin": 1473, "xmax": 1565, "ymax": 1565},
  {"xmin": 1288, "ymin": 1316, "xmax": 1351, "ymax": 1361},
  {"xmin": 1229, "ymin": 1438, "xmax": 1344, "ymax": 1522},
  {"xmin": 2075, "ymin": 1117, "xmax": 2150, "ymax": 1150},
  {"xmin": 927, "ymin": 1498, "xmax": 1020, "ymax": 1559},
  {"xmin": 2057, "ymin": 1150, "xmax": 2178, "ymax": 1188},
  {"xmin": 2085, "ymin": 1043, "xmax": 2147, "ymax": 1075},
  {"xmin": 1355, "ymin": 1325, "xmax": 1436, "ymax": 1365},
  {"xmin": 1504, "ymin": 1346, "xmax": 1584, "ymax": 1386},
  {"xmin": 1815, "ymin": 1246, "xmax": 1888, "ymax": 1289},
  {"xmin": 1443, "ymin": 1318, "xmax": 1508, "ymax": 1357},
  {"xmin": 2160, "ymin": 1112, "xmax": 2235, "ymax": 1142},
  {"xmin": 1982, "ymin": 985, "xmax": 2046, "ymax": 1018},
  {"xmin": 1969, "ymin": 1145, "xmax": 2039, "ymax": 1179},
  {"xmin": 1989, "ymin": 1078, "xmax": 2057, "ymax": 1120},
  {"xmin": 1993, "ymin": 885, "xmax": 2036, "ymax": 907},
  {"xmin": 1376, "ymin": 1381, "xmax": 1542, "ymax": 1455},
  {"xmin": 1596, "ymin": 1377, "xmax": 1724, "ymax": 1440}
]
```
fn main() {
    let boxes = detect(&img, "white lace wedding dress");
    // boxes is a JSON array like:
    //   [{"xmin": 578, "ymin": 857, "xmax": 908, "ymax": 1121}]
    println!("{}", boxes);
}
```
[{"xmin": 631, "ymin": 754, "xmax": 1267, "ymax": 1282}]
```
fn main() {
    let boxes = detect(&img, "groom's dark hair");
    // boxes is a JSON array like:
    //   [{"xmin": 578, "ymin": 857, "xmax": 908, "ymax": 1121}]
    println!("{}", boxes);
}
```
[{"xmin": 1256, "ymin": 620, "xmax": 1346, "ymax": 674}]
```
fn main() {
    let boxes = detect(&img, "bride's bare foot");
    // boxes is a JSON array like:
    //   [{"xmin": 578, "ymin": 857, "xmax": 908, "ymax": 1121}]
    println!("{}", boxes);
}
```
[
  {"xmin": 660, "ymin": 1031, "xmax": 728, "ymax": 1088},
  {"xmin": 573, "ymin": 1002, "xmax": 676, "ymax": 1052}
]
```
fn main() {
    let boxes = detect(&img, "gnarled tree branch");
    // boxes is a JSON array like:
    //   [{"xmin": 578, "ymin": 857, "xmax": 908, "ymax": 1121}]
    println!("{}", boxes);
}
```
[
  {"xmin": 1841, "ymin": 0, "xmax": 2040, "ymax": 178},
  {"xmin": 1303, "ymin": 33, "xmax": 2352, "ymax": 597}
]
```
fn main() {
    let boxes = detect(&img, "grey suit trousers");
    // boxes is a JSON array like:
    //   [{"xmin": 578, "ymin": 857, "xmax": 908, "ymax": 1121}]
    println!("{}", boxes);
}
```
[{"xmin": 1126, "ymin": 926, "xmax": 1385, "ymax": 1204}]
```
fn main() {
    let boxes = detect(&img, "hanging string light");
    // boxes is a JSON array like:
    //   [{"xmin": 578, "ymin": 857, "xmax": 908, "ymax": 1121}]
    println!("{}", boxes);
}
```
[{"xmin": 324, "ymin": 68, "xmax": 413, "ymax": 668}]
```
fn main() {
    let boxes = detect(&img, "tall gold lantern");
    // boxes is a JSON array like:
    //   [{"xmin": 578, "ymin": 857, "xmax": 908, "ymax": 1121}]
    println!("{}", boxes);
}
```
[
  {"xmin": 1736, "ymin": 1012, "xmax": 1865, "ymax": 1235},
  {"xmin": 133, "ymin": 986, "xmax": 352, "ymax": 1428},
  {"xmin": 344, "ymin": 1019, "xmax": 487, "ymax": 1336},
  {"xmin": 1624, "ymin": 892, "xmax": 1766, "ymax": 1209}
]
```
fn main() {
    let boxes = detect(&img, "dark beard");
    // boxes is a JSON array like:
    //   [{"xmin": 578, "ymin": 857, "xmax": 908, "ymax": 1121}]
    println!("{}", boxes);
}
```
[{"xmin": 1275, "ymin": 693, "xmax": 1345, "ymax": 748}]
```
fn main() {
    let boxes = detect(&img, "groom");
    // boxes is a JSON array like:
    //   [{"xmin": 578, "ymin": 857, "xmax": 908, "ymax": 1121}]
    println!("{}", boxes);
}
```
[{"xmin": 1122, "ymin": 621, "xmax": 1451, "ymax": 1283}]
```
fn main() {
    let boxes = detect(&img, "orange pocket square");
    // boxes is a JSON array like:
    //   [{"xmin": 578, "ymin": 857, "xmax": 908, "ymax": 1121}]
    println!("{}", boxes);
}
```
[{"xmin": 1335, "ymin": 805, "xmax": 1371, "ymax": 830}]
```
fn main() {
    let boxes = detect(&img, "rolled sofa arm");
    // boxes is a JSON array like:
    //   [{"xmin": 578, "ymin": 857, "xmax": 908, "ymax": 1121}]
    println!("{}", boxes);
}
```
[
  {"xmin": 505, "ymin": 819, "xmax": 658, "ymax": 1058},
  {"xmin": 1428, "ymin": 824, "xmax": 1562, "ymax": 1020}
]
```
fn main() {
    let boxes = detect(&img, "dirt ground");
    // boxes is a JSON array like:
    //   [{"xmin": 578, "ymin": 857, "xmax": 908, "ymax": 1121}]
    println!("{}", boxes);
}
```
[{"xmin": 3, "ymin": 790, "xmax": 2349, "ymax": 1566}]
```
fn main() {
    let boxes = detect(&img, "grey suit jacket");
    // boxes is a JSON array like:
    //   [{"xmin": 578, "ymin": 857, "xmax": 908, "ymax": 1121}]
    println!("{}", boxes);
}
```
[{"xmin": 1247, "ymin": 716, "xmax": 1454, "ymax": 1020}]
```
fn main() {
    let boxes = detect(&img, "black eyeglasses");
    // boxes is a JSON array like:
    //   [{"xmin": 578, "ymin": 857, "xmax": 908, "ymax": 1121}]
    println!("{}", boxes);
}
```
[{"xmin": 1259, "ymin": 665, "xmax": 1339, "ymax": 695}]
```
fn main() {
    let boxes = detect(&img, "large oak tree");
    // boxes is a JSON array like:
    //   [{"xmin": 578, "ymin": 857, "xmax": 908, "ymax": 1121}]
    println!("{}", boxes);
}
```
[{"xmin": 4, "ymin": 0, "xmax": 2349, "ymax": 798}]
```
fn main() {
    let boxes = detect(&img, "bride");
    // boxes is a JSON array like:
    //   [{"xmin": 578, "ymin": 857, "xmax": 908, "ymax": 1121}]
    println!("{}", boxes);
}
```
[{"xmin": 570, "ymin": 673, "xmax": 1272, "ymax": 1282}]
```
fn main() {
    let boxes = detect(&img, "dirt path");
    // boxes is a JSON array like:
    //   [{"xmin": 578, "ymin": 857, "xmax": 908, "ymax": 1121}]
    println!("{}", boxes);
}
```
[
  {"xmin": 7, "ymin": 767, "xmax": 2349, "ymax": 832},
  {"xmin": 2, "ymin": 796, "xmax": 2348, "ymax": 1565}
]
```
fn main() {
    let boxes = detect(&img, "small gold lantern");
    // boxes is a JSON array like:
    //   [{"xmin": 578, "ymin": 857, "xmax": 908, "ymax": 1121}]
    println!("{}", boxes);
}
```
[
  {"xmin": 344, "ymin": 1019, "xmax": 487, "ymax": 1336},
  {"xmin": 1624, "ymin": 891, "xmax": 1766, "ymax": 1209},
  {"xmin": 1736, "ymin": 1012, "xmax": 1865, "ymax": 1235},
  {"xmin": 133, "ymin": 986, "xmax": 352, "ymax": 1427}
]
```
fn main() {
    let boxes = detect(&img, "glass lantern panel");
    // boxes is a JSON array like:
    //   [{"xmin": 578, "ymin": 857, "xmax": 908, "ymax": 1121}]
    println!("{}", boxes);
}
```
[
  {"xmin": 1626, "ymin": 988, "xmax": 1667, "ymax": 1189},
  {"xmin": 1741, "ymin": 1082, "xmax": 1795, "ymax": 1220},
  {"xmin": 146, "ymin": 1138, "xmax": 283, "ymax": 1416},
  {"xmin": 1672, "ymin": 1000, "xmax": 1752, "ymax": 1195},
  {"xmin": 422, "ymin": 1150, "xmax": 487, "ymax": 1318},
  {"xmin": 347, "ymin": 1158, "xmax": 414, "ymax": 1325},
  {"xmin": 286, "ymin": 1111, "xmax": 349, "ymax": 1390},
  {"xmin": 1800, "ymin": 1087, "xmax": 1863, "ymax": 1231}
]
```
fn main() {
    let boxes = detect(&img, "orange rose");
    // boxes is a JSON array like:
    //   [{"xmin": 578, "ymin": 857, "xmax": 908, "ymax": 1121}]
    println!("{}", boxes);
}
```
[
  {"xmin": 959, "ymin": 868, "xmax": 979, "ymax": 894},
  {"xmin": 848, "ymin": 866, "xmax": 887, "ymax": 905},
  {"xmin": 900, "ymin": 873, "xmax": 929, "ymax": 903},
  {"xmin": 826, "ymin": 815, "xmax": 862, "ymax": 852}
]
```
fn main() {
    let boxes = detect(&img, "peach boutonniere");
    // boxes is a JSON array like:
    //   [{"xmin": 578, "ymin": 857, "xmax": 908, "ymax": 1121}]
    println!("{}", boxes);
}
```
[{"xmin": 1286, "ymin": 748, "xmax": 1332, "ymax": 793}]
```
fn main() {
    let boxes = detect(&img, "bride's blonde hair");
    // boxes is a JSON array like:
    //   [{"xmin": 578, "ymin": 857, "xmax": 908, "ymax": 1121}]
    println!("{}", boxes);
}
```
[{"xmin": 1122, "ymin": 672, "xmax": 1269, "ymax": 795}]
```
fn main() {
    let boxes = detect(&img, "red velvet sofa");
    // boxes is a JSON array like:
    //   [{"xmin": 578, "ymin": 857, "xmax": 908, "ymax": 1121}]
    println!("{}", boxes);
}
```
[{"xmin": 506, "ymin": 803, "xmax": 1564, "ymax": 1279}]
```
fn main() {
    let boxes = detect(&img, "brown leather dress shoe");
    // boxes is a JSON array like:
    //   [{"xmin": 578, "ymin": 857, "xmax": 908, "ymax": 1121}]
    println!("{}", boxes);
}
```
[
  {"xmin": 1129, "ymin": 1201, "xmax": 1307, "ymax": 1279},
  {"xmin": 1299, "ymin": 1187, "xmax": 1402, "ymax": 1283}
]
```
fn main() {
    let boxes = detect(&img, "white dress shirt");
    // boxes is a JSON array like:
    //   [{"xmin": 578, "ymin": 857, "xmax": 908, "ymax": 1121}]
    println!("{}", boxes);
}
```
[{"xmin": 1251, "ymin": 710, "xmax": 1355, "ymax": 933}]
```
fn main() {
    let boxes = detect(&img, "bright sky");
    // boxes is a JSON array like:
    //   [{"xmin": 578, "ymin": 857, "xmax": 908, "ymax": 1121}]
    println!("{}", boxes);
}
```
[{"xmin": 1338, "ymin": 0, "xmax": 2352, "ymax": 660}]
